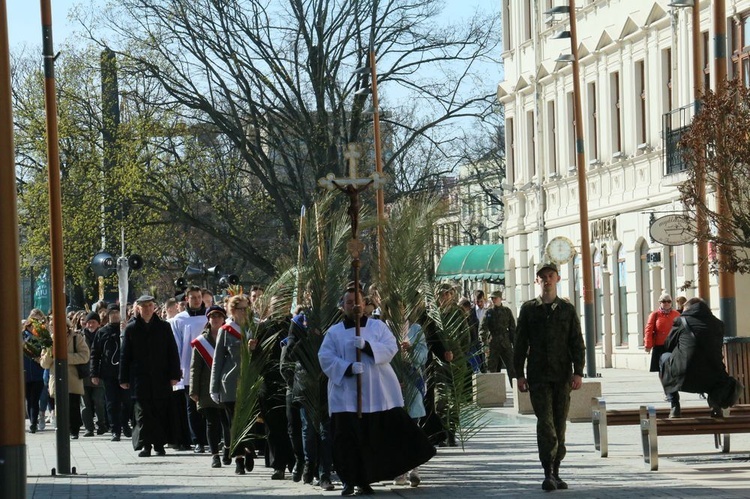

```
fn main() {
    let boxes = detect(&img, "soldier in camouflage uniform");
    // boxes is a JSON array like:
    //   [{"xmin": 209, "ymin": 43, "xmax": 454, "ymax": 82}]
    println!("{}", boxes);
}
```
[
  {"xmin": 514, "ymin": 262, "xmax": 585, "ymax": 492},
  {"xmin": 479, "ymin": 290, "xmax": 516, "ymax": 378}
]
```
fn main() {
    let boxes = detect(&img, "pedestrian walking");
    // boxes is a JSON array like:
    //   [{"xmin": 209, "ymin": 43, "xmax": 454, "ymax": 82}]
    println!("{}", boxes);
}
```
[
  {"xmin": 119, "ymin": 295, "xmax": 181, "ymax": 457},
  {"xmin": 514, "ymin": 262, "xmax": 585, "ymax": 492}
]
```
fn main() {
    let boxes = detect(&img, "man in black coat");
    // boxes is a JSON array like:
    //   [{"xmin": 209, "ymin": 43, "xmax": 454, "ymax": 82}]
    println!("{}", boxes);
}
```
[
  {"xmin": 660, "ymin": 297, "xmax": 740, "ymax": 417},
  {"xmin": 91, "ymin": 305, "xmax": 132, "ymax": 441},
  {"xmin": 120, "ymin": 295, "xmax": 181, "ymax": 457}
]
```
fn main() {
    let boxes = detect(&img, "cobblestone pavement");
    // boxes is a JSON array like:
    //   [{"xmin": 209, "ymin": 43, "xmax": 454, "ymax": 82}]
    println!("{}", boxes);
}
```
[{"xmin": 25, "ymin": 368, "xmax": 750, "ymax": 498}]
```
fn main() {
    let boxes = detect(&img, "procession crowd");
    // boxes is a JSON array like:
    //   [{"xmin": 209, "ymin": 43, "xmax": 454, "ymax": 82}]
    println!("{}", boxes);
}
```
[{"xmin": 21, "ymin": 262, "xmax": 598, "ymax": 494}]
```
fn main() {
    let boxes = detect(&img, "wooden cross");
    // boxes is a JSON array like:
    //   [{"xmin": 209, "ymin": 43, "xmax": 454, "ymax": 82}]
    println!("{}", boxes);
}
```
[{"xmin": 318, "ymin": 143, "xmax": 386, "ymax": 418}]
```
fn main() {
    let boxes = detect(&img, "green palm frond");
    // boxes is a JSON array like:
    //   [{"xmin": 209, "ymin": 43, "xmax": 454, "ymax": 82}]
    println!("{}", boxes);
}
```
[
  {"xmin": 379, "ymin": 195, "xmax": 444, "ymax": 413},
  {"xmin": 231, "ymin": 269, "xmax": 295, "ymax": 453},
  {"xmin": 425, "ymin": 287, "xmax": 488, "ymax": 449}
]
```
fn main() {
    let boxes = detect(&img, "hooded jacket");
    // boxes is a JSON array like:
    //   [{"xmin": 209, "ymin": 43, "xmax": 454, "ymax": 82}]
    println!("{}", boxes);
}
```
[{"xmin": 661, "ymin": 300, "xmax": 728, "ymax": 395}]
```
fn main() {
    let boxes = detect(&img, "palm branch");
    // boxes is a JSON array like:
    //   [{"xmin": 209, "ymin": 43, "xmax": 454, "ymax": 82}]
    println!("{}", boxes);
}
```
[{"xmin": 230, "ymin": 268, "xmax": 295, "ymax": 453}]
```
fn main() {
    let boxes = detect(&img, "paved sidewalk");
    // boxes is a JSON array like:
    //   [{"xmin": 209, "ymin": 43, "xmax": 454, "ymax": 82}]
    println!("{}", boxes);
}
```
[{"xmin": 25, "ymin": 368, "xmax": 750, "ymax": 498}]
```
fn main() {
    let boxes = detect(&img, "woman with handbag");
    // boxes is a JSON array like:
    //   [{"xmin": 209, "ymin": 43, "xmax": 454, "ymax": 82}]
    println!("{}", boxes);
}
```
[
  {"xmin": 40, "ymin": 318, "xmax": 90, "ymax": 439},
  {"xmin": 644, "ymin": 293, "xmax": 680, "ymax": 410}
]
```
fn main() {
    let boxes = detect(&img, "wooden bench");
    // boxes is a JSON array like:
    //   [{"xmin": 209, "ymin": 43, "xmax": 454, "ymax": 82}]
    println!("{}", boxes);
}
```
[
  {"xmin": 591, "ymin": 397, "xmax": 750, "ymax": 457},
  {"xmin": 640, "ymin": 405, "xmax": 750, "ymax": 471}
]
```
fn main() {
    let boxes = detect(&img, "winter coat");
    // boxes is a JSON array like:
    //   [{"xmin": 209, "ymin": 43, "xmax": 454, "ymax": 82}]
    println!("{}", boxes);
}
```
[
  {"xmin": 210, "ymin": 318, "xmax": 248, "ymax": 403},
  {"xmin": 119, "ymin": 314, "xmax": 181, "ymax": 401},
  {"xmin": 90, "ymin": 322, "xmax": 122, "ymax": 379},
  {"xmin": 40, "ymin": 331, "xmax": 89, "ymax": 396},
  {"xmin": 285, "ymin": 313, "xmax": 327, "ymax": 408},
  {"xmin": 253, "ymin": 317, "xmax": 289, "ymax": 400},
  {"xmin": 644, "ymin": 308, "xmax": 680, "ymax": 348},
  {"xmin": 660, "ymin": 301, "xmax": 729, "ymax": 395},
  {"xmin": 189, "ymin": 327, "xmax": 221, "ymax": 411}
]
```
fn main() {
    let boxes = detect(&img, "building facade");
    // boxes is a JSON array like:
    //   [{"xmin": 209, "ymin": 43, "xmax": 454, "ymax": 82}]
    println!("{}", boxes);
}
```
[{"xmin": 499, "ymin": 0, "xmax": 750, "ymax": 370}]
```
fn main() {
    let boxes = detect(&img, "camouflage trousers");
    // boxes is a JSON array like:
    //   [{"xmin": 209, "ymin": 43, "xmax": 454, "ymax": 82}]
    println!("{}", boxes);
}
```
[
  {"xmin": 486, "ymin": 335, "xmax": 516, "ymax": 378},
  {"xmin": 529, "ymin": 381, "xmax": 572, "ymax": 464}
]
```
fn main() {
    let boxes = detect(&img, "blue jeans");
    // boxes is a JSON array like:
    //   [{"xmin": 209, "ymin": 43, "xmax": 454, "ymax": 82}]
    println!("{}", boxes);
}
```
[{"xmin": 300, "ymin": 406, "xmax": 332, "ymax": 479}]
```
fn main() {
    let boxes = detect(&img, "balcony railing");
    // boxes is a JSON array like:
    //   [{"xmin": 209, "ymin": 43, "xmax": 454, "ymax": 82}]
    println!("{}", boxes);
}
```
[{"xmin": 663, "ymin": 102, "xmax": 698, "ymax": 175}]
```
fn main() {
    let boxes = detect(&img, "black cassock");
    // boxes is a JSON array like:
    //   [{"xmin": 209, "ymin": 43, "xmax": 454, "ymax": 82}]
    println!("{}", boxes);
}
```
[{"xmin": 332, "ymin": 407, "xmax": 436, "ymax": 486}]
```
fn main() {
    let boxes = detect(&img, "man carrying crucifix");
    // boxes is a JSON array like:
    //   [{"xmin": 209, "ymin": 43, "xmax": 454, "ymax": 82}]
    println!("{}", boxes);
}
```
[{"xmin": 318, "ymin": 286, "xmax": 435, "ymax": 496}]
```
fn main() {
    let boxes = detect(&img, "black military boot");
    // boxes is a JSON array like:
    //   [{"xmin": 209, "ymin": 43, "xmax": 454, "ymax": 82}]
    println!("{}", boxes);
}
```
[
  {"xmin": 541, "ymin": 461, "xmax": 557, "ymax": 491},
  {"xmin": 552, "ymin": 461, "xmax": 568, "ymax": 490}
]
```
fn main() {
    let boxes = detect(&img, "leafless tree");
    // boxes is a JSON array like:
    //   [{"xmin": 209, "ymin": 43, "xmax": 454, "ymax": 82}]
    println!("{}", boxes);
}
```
[
  {"xmin": 679, "ymin": 78, "xmax": 750, "ymax": 274},
  {"xmin": 76, "ymin": 0, "xmax": 501, "ymax": 277}
]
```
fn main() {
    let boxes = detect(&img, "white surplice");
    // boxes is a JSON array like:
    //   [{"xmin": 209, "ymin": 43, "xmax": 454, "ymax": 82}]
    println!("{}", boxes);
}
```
[{"xmin": 319, "ymin": 317, "xmax": 403, "ymax": 415}]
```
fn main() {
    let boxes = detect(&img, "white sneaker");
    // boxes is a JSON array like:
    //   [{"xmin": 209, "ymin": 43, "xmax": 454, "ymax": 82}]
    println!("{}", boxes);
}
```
[
  {"xmin": 393, "ymin": 474, "xmax": 408, "ymax": 486},
  {"xmin": 50, "ymin": 415, "xmax": 57, "ymax": 429},
  {"xmin": 38, "ymin": 418, "xmax": 46, "ymax": 431},
  {"xmin": 409, "ymin": 469, "xmax": 421, "ymax": 488}
]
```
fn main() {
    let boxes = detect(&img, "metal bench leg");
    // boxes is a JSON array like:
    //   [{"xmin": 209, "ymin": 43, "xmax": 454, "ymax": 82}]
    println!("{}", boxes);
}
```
[
  {"xmin": 640, "ymin": 405, "xmax": 658, "ymax": 471},
  {"xmin": 592, "ymin": 398, "xmax": 608, "ymax": 457}
]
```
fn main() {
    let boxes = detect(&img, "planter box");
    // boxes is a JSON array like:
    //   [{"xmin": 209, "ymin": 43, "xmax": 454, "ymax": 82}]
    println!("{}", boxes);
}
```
[
  {"xmin": 472, "ymin": 372, "xmax": 507, "ymax": 407},
  {"xmin": 513, "ymin": 381, "xmax": 602, "ymax": 422}
]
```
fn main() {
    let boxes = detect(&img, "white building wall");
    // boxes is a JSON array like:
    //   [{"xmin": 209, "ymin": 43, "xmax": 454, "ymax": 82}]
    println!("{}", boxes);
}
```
[{"xmin": 498, "ymin": 0, "xmax": 750, "ymax": 370}]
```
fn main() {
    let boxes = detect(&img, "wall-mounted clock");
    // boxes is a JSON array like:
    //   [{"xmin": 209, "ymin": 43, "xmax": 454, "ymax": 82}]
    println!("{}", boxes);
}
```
[{"xmin": 545, "ymin": 236, "xmax": 576, "ymax": 265}]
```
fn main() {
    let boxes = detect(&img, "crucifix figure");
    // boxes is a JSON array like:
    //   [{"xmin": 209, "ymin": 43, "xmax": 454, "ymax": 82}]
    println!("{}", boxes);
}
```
[{"xmin": 318, "ymin": 143, "xmax": 386, "ymax": 417}]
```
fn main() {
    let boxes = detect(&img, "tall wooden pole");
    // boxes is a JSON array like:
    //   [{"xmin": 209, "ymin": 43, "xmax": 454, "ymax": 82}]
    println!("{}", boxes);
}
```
[
  {"xmin": 368, "ymin": 46, "xmax": 386, "ymax": 281},
  {"xmin": 690, "ymin": 2, "xmax": 710, "ymax": 302},
  {"xmin": 713, "ymin": 0, "xmax": 736, "ymax": 336},
  {"xmin": 0, "ymin": 1, "xmax": 27, "ymax": 495},
  {"xmin": 569, "ymin": 0, "xmax": 596, "ymax": 376},
  {"xmin": 41, "ymin": 0, "xmax": 72, "ymax": 471}
]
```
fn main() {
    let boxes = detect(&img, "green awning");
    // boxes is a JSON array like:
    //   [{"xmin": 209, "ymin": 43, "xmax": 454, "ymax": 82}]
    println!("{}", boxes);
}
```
[{"xmin": 435, "ymin": 244, "xmax": 505, "ymax": 283}]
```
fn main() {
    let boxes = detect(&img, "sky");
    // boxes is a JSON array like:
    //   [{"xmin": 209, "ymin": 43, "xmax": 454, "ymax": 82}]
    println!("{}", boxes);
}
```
[{"xmin": 6, "ymin": 0, "xmax": 498, "ymax": 51}]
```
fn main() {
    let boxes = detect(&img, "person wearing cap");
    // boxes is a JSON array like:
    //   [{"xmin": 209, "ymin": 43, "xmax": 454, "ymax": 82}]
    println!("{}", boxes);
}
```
[
  {"xmin": 120, "ymin": 295, "xmax": 181, "ymax": 457},
  {"xmin": 480, "ymin": 290, "xmax": 516, "ymax": 380},
  {"xmin": 81, "ymin": 311, "xmax": 109, "ymax": 437},
  {"xmin": 91, "ymin": 305, "xmax": 133, "ymax": 441},
  {"xmin": 190, "ymin": 305, "xmax": 231, "ymax": 468},
  {"xmin": 514, "ymin": 261, "xmax": 585, "ymax": 492}
]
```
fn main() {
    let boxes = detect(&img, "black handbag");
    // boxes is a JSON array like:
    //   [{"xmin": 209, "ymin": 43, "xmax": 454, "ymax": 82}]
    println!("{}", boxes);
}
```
[{"xmin": 73, "ymin": 334, "xmax": 91, "ymax": 379}]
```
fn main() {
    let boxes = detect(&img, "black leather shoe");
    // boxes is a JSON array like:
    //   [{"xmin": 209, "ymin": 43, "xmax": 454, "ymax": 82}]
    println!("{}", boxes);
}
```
[
  {"xmin": 222, "ymin": 448, "xmax": 231, "ymax": 465},
  {"xmin": 111, "ymin": 434, "xmax": 121, "ymax": 442},
  {"xmin": 341, "ymin": 484, "xmax": 356, "ymax": 497},
  {"xmin": 123, "ymin": 426, "xmax": 132, "ymax": 438},
  {"xmin": 138, "ymin": 446, "xmax": 152, "ymax": 457},
  {"xmin": 235, "ymin": 459, "xmax": 246, "ymax": 475},
  {"xmin": 154, "ymin": 446, "xmax": 166, "ymax": 456},
  {"xmin": 356, "ymin": 484, "xmax": 375, "ymax": 495},
  {"xmin": 194, "ymin": 444, "xmax": 206, "ymax": 453},
  {"xmin": 71, "ymin": 434, "xmax": 79, "ymax": 440},
  {"xmin": 212, "ymin": 455, "xmax": 222, "ymax": 468},
  {"xmin": 244, "ymin": 454, "xmax": 255, "ymax": 472},
  {"xmin": 83, "ymin": 430, "xmax": 95, "ymax": 437},
  {"xmin": 271, "ymin": 469, "xmax": 285, "ymax": 480}
]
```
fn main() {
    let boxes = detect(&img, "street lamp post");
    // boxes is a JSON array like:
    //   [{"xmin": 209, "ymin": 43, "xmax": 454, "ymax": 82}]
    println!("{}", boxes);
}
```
[
  {"xmin": 669, "ymin": 0, "xmax": 711, "ymax": 303},
  {"xmin": 548, "ymin": 1, "xmax": 597, "ymax": 377},
  {"xmin": 712, "ymin": 0, "xmax": 736, "ymax": 336},
  {"xmin": 0, "ymin": 1, "xmax": 27, "ymax": 494}
]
